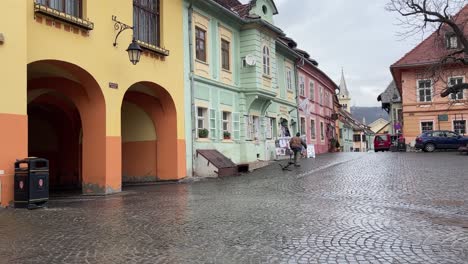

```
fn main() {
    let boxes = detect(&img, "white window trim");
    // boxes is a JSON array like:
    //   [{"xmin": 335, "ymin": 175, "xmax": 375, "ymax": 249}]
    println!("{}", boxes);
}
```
[
  {"xmin": 448, "ymin": 76, "xmax": 465, "ymax": 100},
  {"xmin": 300, "ymin": 116, "xmax": 306, "ymax": 136},
  {"xmin": 452, "ymin": 118, "xmax": 467, "ymax": 134},
  {"xmin": 286, "ymin": 67, "xmax": 293, "ymax": 91},
  {"xmin": 416, "ymin": 79, "xmax": 433, "ymax": 103},
  {"xmin": 420, "ymin": 120, "xmax": 435, "ymax": 133},
  {"xmin": 320, "ymin": 121, "xmax": 325, "ymax": 142},
  {"xmin": 195, "ymin": 106, "xmax": 209, "ymax": 139},
  {"xmin": 309, "ymin": 81, "xmax": 315, "ymax": 101},
  {"xmin": 309, "ymin": 117, "xmax": 316, "ymax": 141},
  {"xmin": 299, "ymin": 75, "xmax": 305, "ymax": 97},
  {"xmin": 262, "ymin": 45, "xmax": 271, "ymax": 76}
]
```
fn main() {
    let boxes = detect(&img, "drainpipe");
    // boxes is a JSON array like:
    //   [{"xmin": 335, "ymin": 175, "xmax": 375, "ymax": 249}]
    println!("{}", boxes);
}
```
[{"xmin": 188, "ymin": 2, "xmax": 195, "ymax": 176}]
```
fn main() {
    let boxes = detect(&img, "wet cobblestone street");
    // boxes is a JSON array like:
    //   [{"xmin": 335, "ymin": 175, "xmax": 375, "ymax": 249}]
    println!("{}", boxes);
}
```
[{"xmin": 1, "ymin": 152, "xmax": 468, "ymax": 264}]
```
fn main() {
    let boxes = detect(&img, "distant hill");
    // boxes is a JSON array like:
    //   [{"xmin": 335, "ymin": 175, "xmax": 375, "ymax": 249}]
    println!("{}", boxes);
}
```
[{"xmin": 350, "ymin": 106, "xmax": 389, "ymax": 125}]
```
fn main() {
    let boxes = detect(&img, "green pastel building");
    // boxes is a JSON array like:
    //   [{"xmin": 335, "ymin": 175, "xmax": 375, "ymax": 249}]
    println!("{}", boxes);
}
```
[{"xmin": 183, "ymin": 0, "xmax": 299, "ymax": 177}]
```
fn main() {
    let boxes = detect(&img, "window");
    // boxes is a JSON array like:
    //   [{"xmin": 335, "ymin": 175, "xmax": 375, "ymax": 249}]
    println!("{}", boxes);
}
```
[
  {"xmin": 222, "ymin": 111, "xmax": 231, "ymax": 133},
  {"xmin": 221, "ymin": 39, "xmax": 230, "ymax": 71},
  {"xmin": 196, "ymin": 107, "xmax": 208, "ymax": 136},
  {"xmin": 362, "ymin": 135, "xmax": 367, "ymax": 142},
  {"xmin": 309, "ymin": 81, "xmax": 315, "ymax": 101},
  {"xmin": 446, "ymin": 34, "xmax": 458, "ymax": 49},
  {"xmin": 449, "ymin": 77, "xmax": 464, "ymax": 100},
  {"xmin": 320, "ymin": 122, "xmax": 324, "ymax": 140},
  {"xmin": 263, "ymin": 46, "xmax": 270, "ymax": 75},
  {"xmin": 286, "ymin": 68, "xmax": 292, "ymax": 91},
  {"xmin": 300, "ymin": 117, "xmax": 306, "ymax": 135},
  {"xmin": 310, "ymin": 119, "xmax": 316, "ymax": 140},
  {"xmin": 134, "ymin": 0, "xmax": 160, "ymax": 46},
  {"xmin": 36, "ymin": 0, "xmax": 82, "ymax": 17},
  {"xmin": 421, "ymin": 121, "xmax": 434, "ymax": 133},
  {"xmin": 353, "ymin": 134, "xmax": 361, "ymax": 142},
  {"xmin": 339, "ymin": 128, "xmax": 343, "ymax": 139},
  {"xmin": 319, "ymin": 86, "xmax": 323, "ymax": 105},
  {"xmin": 418, "ymin": 80, "xmax": 432, "ymax": 102},
  {"xmin": 299, "ymin": 76, "xmax": 305, "ymax": 96},
  {"xmin": 454, "ymin": 120, "xmax": 466, "ymax": 134},
  {"xmin": 252, "ymin": 116, "xmax": 260, "ymax": 139},
  {"xmin": 195, "ymin": 27, "xmax": 207, "ymax": 62},
  {"xmin": 265, "ymin": 117, "xmax": 273, "ymax": 139}
]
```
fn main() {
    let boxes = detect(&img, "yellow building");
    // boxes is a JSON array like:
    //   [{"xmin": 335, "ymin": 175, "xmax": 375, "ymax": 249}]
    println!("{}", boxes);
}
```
[{"xmin": 0, "ymin": 0, "xmax": 187, "ymax": 207}]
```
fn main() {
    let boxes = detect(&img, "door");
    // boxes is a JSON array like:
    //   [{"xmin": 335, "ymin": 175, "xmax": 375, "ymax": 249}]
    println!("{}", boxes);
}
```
[{"xmin": 445, "ymin": 131, "xmax": 461, "ymax": 149}]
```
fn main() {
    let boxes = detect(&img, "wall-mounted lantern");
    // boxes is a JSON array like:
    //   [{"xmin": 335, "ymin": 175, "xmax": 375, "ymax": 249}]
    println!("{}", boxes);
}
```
[{"xmin": 112, "ymin": 16, "xmax": 142, "ymax": 65}]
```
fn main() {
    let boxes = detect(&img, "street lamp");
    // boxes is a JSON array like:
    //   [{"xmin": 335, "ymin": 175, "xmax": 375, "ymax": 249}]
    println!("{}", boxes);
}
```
[
  {"xmin": 126, "ymin": 39, "xmax": 143, "ymax": 65},
  {"xmin": 112, "ymin": 15, "xmax": 142, "ymax": 65}
]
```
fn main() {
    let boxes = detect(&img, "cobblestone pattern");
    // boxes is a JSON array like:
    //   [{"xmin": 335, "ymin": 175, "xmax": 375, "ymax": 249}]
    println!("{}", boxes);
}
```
[{"xmin": 0, "ymin": 152, "xmax": 467, "ymax": 263}]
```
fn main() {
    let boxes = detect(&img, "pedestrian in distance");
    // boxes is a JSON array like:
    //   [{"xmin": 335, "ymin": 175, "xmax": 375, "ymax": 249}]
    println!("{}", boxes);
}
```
[{"xmin": 289, "ymin": 132, "xmax": 307, "ymax": 167}]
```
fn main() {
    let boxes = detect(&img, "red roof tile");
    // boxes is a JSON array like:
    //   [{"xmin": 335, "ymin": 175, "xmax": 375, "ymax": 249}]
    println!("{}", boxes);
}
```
[
  {"xmin": 392, "ymin": 4, "xmax": 468, "ymax": 68},
  {"xmin": 213, "ymin": 0, "xmax": 243, "ymax": 9}
]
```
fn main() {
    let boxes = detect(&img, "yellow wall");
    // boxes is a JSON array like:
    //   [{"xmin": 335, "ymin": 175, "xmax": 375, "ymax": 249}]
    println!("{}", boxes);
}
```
[
  {"xmin": 193, "ymin": 11, "xmax": 211, "ymax": 79},
  {"xmin": 0, "ymin": 1, "xmax": 27, "ymax": 115},
  {"xmin": 121, "ymin": 102, "xmax": 156, "ymax": 142},
  {"xmin": 25, "ymin": 0, "xmax": 185, "ymax": 138}
]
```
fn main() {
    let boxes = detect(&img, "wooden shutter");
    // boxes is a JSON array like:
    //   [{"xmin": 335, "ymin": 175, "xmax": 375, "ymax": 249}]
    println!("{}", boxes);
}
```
[
  {"xmin": 210, "ymin": 108, "xmax": 216, "ymax": 140},
  {"xmin": 233, "ymin": 113, "xmax": 240, "ymax": 140}
]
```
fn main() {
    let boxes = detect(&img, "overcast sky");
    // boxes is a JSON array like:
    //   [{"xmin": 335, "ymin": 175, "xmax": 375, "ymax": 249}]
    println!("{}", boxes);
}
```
[{"xmin": 240, "ymin": 0, "xmax": 420, "ymax": 106}]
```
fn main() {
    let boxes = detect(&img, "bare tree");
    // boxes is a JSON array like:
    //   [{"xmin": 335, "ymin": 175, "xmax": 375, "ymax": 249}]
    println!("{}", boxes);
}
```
[{"xmin": 387, "ymin": 0, "xmax": 468, "ymax": 97}]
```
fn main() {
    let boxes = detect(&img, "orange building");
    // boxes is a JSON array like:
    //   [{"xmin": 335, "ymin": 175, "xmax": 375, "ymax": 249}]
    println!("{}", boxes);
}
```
[
  {"xmin": 391, "ymin": 6, "xmax": 468, "ymax": 143},
  {"xmin": 0, "ymin": 1, "xmax": 187, "ymax": 207}
]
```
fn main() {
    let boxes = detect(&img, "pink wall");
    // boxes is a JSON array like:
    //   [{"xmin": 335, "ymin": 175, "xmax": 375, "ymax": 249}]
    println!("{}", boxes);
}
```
[{"xmin": 297, "ymin": 63, "xmax": 337, "ymax": 154}]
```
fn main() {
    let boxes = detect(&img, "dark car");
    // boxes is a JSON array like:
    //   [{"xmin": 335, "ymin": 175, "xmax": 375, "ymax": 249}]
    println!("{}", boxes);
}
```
[{"xmin": 415, "ymin": 130, "xmax": 468, "ymax": 152}]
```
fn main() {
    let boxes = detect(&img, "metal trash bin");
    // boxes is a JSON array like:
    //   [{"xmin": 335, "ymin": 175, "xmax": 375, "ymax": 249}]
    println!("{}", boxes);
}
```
[{"xmin": 14, "ymin": 158, "xmax": 49, "ymax": 209}]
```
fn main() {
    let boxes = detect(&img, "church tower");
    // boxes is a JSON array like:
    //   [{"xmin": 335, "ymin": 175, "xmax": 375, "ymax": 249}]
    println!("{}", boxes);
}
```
[{"xmin": 338, "ymin": 68, "xmax": 351, "ymax": 113}]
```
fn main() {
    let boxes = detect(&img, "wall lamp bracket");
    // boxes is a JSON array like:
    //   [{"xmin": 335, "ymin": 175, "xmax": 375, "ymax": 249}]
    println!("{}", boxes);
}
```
[{"xmin": 112, "ymin": 15, "xmax": 133, "ymax": 47}]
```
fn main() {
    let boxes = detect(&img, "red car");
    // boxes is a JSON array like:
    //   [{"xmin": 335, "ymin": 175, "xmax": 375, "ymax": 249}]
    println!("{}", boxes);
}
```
[{"xmin": 374, "ymin": 134, "xmax": 392, "ymax": 152}]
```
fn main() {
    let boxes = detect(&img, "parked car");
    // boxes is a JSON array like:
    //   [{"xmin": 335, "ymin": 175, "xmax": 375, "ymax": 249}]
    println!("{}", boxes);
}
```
[
  {"xmin": 415, "ymin": 130, "xmax": 468, "ymax": 152},
  {"xmin": 374, "ymin": 134, "xmax": 392, "ymax": 152}
]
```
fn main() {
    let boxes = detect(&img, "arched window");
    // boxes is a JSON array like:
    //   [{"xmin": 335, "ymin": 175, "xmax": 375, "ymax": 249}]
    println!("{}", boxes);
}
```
[{"xmin": 263, "ymin": 46, "xmax": 270, "ymax": 75}]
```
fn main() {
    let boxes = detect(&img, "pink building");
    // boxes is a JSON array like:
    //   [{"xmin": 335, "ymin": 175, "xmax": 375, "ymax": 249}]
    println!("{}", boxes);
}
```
[{"xmin": 295, "ymin": 51, "xmax": 339, "ymax": 154}]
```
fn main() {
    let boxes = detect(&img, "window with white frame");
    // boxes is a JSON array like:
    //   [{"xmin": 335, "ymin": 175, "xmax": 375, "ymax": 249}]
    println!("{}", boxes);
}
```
[
  {"xmin": 421, "ymin": 121, "xmax": 434, "ymax": 133},
  {"xmin": 196, "ymin": 107, "xmax": 208, "ymax": 136},
  {"xmin": 299, "ymin": 76, "xmax": 305, "ymax": 96},
  {"xmin": 310, "ymin": 119, "xmax": 316, "ymax": 140},
  {"xmin": 252, "ymin": 116, "xmax": 260, "ymax": 139},
  {"xmin": 300, "ymin": 117, "xmax": 306, "ymax": 135},
  {"xmin": 418, "ymin": 80, "xmax": 432, "ymax": 102},
  {"xmin": 222, "ymin": 111, "xmax": 231, "ymax": 134},
  {"xmin": 319, "ymin": 86, "xmax": 323, "ymax": 105},
  {"xmin": 446, "ymin": 34, "xmax": 458, "ymax": 49},
  {"xmin": 263, "ymin": 46, "xmax": 270, "ymax": 75},
  {"xmin": 309, "ymin": 81, "xmax": 315, "ymax": 101},
  {"xmin": 454, "ymin": 120, "xmax": 466, "ymax": 134},
  {"xmin": 324, "ymin": 92, "xmax": 329, "ymax": 107},
  {"xmin": 265, "ymin": 117, "xmax": 273, "ymax": 139},
  {"xmin": 320, "ymin": 122, "xmax": 324, "ymax": 140},
  {"xmin": 286, "ymin": 68, "xmax": 292, "ymax": 91},
  {"xmin": 449, "ymin": 77, "xmax": 464, "ymax": 100}
]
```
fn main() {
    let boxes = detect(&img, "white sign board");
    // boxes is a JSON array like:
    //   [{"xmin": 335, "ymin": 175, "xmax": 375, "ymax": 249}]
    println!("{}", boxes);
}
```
[{"xmin": 307, "ymin": 144, "xmax": 316, "ymax": 158}]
